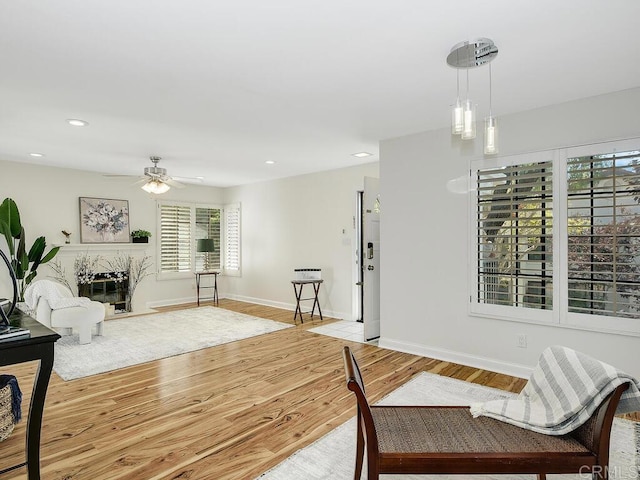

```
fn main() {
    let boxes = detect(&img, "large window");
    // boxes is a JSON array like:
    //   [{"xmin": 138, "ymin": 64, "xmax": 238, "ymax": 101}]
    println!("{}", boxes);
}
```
[
  {"xmin": 158, "ymin": 201, "xmax": 240, "ymax": 278},
  {"xmin": 471, "ymin": 140, "xmax": 640, "ymax": 335}
]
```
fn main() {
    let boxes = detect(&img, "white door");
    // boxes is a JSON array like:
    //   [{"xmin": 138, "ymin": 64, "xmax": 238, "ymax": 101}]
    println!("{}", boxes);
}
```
[{"xmin": 363, "ymin": 176, "xmax": 380, "ymax": 341}]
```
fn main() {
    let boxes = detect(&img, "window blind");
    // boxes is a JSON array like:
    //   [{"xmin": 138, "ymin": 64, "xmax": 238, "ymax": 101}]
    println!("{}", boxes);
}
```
[
  {"xmin": 476, "ymin": 161, "xmax": 553, "ymax": 309},
  {"xmin": 567, "ymin": 150, "xmax": 640, "ymax": 319}
]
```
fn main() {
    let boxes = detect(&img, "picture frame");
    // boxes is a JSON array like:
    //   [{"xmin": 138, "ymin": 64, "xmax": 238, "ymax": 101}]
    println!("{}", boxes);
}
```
[{"xmin": 79, "ymin": 197, "xmax": 130, "ymax": 243}]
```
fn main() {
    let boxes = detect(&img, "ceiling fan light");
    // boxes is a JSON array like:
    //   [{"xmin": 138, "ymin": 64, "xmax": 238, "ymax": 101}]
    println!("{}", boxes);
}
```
[{"xmin": 142, "ymin": 179, "xmax": 170, "ymax": 194}]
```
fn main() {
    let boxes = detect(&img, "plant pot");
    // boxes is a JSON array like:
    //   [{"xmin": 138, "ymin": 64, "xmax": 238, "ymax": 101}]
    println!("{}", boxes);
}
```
[{"xmin": 132, "ymin": 237, "xmax": 149, "ymax": 243}]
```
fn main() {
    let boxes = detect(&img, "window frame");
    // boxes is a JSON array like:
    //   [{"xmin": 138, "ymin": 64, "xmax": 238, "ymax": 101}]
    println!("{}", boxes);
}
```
[{"xmin": 469, "ymin": 138, "xmax": 640, "ymax": 337}]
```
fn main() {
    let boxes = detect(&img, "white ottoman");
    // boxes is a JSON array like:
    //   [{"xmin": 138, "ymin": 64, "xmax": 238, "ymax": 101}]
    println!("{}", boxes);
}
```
[{"xmin": 48, "ymin": 301, "xmax": 105, "ymax": 344}]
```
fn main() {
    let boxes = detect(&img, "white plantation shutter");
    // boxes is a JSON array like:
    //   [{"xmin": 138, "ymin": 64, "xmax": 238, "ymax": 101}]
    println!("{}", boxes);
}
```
[
  {"xmin": 567, "ymin": 150, "xmax": 640, "ymax": 319},
  {"xmin": 224, "ymin": 203, "xmax": 241, "ymax": 275},
  {"xmin": 159, "ymin": 203, "xmax": 192, "ymax": 273},
  {"xmin": 475, "ymin": 160, "xmax": 553, "ymax": 311}
]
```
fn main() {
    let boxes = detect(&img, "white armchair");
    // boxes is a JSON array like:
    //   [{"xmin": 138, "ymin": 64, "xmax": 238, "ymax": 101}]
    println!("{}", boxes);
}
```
[{"xmin": 25, "ymin": 280, "xmax": 105, "ymax": 344}]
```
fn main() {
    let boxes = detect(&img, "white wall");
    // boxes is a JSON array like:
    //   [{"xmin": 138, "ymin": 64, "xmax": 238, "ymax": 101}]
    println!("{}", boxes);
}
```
[
  {"xmin": 0, "ymin": 158, "xmax": 378, "ymax": 319},
  {"xmin": 0, "ymin": 160, "xmax": 223, "ymax": 311},
  {"xmin": 380, "ymin": 87, "xmax": 640, "ymax": 378},
  {"xmin": 224, "ymin": 162, "xmax": 379, "ymax": 319}
]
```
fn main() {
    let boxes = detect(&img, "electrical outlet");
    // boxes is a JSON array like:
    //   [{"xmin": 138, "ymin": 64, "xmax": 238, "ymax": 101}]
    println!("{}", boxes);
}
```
[{"xmin": 517, "ymin": 334, "xmax": 527, "ymax": 348}]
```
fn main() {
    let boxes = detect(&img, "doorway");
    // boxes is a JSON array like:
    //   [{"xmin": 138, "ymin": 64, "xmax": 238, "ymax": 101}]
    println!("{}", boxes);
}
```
[{"xmin": 354, "ymin": 177, "xmax": 380, "ymax": 341}]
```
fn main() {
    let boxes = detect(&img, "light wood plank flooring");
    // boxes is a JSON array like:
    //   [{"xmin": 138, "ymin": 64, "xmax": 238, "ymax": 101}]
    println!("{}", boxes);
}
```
[{"xmin": 0, "ymin": 299, "xmax": 611, "ymax": 479}]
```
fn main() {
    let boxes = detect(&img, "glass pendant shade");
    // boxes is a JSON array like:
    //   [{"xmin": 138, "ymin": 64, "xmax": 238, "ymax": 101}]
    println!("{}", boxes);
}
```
[
  {"xmin": 484, "ymin": 116, "xmax": 498, "ymax": 154},
  {"xmin": 461, "ymin": 99, "xmax": 476, "ymax": 139},
  {"xmin": 452, "ymin": 97, "xmax": 464, "ymax": 134},
  {"xmin": 141, "ymin": 179, "xmax": 171, "ymax": 194}
]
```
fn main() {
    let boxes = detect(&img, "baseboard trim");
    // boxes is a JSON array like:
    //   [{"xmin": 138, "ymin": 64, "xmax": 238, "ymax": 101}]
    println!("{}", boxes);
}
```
[
  {"xmin": 147, "ymin": 293, "xmax": 347, "ymax": 320},
  {"xmin": 378, "ymin": 338, "xmax": 532, "ymax": 379},
  {"xmin": 223, "ymin": 293, "xmax": 346, "ymax": 320},
  {"xmin": 147, "ymin": 297, "xmax": 195, "ymax": 309}
]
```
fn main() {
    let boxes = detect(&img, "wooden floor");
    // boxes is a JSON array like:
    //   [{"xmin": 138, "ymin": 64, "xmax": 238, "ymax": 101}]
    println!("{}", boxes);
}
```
[{"xmin": 0, "ymin": 300, "xmax": 562, "ymax": 479}]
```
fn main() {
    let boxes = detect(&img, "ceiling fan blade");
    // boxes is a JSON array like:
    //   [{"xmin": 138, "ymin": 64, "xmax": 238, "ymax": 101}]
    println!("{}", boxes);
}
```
[
  {"xmin": 103, "ymin": 173, "xmax": 140, "ymax": 178},
  {"xmin": 172, "ymin": 176, "xmax": 204, "ymax": 184},
  {"xmin": 131, "ymin": 177, "xmax": 151, "ymax": 186},
  {"xmin": 163, "ymin": 177, "xmax": 186, "ymax": 188}
]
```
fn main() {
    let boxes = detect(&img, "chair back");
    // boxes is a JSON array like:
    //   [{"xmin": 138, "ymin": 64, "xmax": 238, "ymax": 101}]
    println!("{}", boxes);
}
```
[{"xmin": 343, "ymin": 347, "xmax": 380, "ymax": 458}]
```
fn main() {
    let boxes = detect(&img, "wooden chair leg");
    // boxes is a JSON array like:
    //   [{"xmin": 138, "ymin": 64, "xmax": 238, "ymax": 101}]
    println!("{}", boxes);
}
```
[
  {"xmin": 354, "ymin": 416, "xmax": 364, "ymax": 480},
  {"xmin": 538, "ymin": 474, "xmax": 546, "ymax": 480}
]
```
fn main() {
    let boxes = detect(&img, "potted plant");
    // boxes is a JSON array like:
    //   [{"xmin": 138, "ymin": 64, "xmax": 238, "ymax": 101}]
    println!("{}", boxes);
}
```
[
  {"xmin": 0, "ymin": 198, "xmax": 60, "ymax": 300},
  {"xmin": 131, "ymin": 229, "xmax": 151, "ymax": 243}
]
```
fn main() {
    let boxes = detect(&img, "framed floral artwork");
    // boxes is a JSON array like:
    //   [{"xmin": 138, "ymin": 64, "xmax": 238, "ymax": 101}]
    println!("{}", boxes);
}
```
[{"xmin": 79, "ymin": 197, "xmax": 130, "ymax": 243}]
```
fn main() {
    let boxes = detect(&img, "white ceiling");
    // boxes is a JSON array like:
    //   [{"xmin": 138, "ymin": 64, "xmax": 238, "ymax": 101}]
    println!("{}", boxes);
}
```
[{"xmin": 1, "ymin": 1, "xmax": 639, "ymax": 187}]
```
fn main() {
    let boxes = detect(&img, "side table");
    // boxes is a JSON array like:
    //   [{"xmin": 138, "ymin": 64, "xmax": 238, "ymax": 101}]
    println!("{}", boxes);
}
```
[
  {"xmin": 291, "ymin": 279, "xmax": 323, "ymax": 324},
  {"xmin": 0, "ymin": 309, "xmax": 60, "ymax": 480},
  {"xmin": 195, "ymin": 271, "xmax": 219, "ymax": 306}
]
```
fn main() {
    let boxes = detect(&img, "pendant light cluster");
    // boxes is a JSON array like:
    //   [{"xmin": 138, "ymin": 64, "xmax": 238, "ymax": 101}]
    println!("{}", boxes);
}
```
[{"xmin": 447, "ymin": 38, "xmax": 499, "ymax": 155}]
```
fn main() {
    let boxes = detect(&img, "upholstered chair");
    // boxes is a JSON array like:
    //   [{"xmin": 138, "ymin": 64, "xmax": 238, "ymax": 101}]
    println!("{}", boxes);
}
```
[{"xmin": 26, "ymin": 280, "xmax": 105, "ymax": 344}]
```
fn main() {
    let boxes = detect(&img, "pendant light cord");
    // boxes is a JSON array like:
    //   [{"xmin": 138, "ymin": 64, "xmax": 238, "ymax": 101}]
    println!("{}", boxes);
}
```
[
  {"xmin": 489, "ymin": 63, "xmax": 493, "ymax": 117},
  {"xmin": 466, "ymin": 67, "xmax": 469, "ymax": 99}
]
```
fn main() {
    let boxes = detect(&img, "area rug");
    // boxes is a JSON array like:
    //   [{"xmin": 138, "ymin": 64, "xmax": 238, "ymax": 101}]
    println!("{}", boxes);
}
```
[
  {"xmin": 258, "ymin": 372, "xmax": 640, "ymax": 480},
  {"xmin": 53, "ymin": 306, "xmax": 293, "ymax": 381}
]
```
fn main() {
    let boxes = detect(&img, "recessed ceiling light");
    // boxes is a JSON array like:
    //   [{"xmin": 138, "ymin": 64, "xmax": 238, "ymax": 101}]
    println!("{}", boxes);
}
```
[
  {"xmin": 29, "ymin": 152, "xmax": 45, "ymax": 157},
  {"xmin": 352, "ymin": 152, "xmax": 372, "ymax": 158},
  {"xmin": 66, "ymin": 118, "xmax": 89, "ymax": 127},
  {"xmin": 265, "ymin": 160, "xmax": 276, "ymax": 165},
  {"xmin": 195, "ymin": 176, "xmax": 205, "ymax": 180}
]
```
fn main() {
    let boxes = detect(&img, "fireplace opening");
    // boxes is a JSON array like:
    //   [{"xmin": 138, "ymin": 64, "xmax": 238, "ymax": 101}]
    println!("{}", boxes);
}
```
[{"xmin": 78, "ymin": 271, "xmax": 129, "ymax": 313}]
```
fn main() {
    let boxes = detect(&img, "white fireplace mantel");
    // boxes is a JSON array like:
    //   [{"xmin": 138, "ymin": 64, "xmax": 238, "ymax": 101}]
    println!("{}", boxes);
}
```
[{"xmin": 53, "ymin": 243, "xmax": 152, "ymax": 254}]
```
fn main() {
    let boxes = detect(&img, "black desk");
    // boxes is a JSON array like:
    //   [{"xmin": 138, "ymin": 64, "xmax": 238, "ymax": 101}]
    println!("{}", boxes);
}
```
[
  {"xmin": 291, "ymin": 279, "xmax": 323, "ymax": 324},
  {"xmin": 0, "ymin": 310, "xmax": 60, "ymax": 480},
  {"xmin": 195, "ymin": 271, "xmax": 220, "ymax": 306}
]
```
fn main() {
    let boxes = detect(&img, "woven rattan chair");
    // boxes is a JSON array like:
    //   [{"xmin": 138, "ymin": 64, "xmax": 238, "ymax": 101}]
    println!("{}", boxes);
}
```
[{"xmin": 342, "ymin": 346, "xmax": 629, "ymax": 480}]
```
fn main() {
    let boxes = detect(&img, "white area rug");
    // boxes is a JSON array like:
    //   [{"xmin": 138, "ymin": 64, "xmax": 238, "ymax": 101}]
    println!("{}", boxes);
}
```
[
  {"xmin": 258, "ymin": 372, "xmax": 640, "ymax": 480},
  {"xmin": 53, "ymin": 306, "xmax": 293, "ymax": 381}
]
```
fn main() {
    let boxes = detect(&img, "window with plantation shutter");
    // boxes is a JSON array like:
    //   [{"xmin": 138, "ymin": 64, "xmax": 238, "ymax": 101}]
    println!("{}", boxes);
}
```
[
  {"xmin": 159, "ymin": 203, "xmax": 192, "ymax": 273},
  {"xmin": 567, "ymin": 150, "xmax": 640, "ymax": 320},
  {"xmin": 224, "ymin": 203, "xmax": 241, "ymax": 276},
  {"xmin": 158, "ymin": 201, "xmax": 223, "ymax": 278},
  {"xmin": 475, "ymin": 160, "xmax": 553, "ymax": 312},
  {"xmin": 470, "ymin": 140, "xmax": 640, "ymax": 335}
]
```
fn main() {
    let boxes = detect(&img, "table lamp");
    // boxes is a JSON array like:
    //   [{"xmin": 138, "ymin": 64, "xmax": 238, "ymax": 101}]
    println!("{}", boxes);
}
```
[{"xmin": 196, "ymin": 238, "xmax": 215, "ymax": 271}]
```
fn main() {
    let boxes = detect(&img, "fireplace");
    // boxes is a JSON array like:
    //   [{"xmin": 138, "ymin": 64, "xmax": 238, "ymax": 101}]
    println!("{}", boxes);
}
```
[{"xmin": 78, "ymin": 271, "xmax": 129, "ymax": 313}]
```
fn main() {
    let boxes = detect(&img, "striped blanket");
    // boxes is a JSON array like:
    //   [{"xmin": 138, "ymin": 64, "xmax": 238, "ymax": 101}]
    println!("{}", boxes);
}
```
[{"xmin": 470, "ymin": 345, "xmax": 640, "ymax": 435}]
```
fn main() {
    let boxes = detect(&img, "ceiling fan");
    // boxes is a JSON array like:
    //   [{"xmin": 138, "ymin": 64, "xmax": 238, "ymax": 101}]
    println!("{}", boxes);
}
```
[
  {"xmin": 139, "ymin": 156, "xmax": 184, "ymax": 194},
  {"xmin": 106, "ymin": 156, "xmax": 203, "ymax": 194}
]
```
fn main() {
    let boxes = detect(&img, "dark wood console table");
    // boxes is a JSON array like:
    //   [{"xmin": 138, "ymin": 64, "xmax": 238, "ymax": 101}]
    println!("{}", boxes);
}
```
[{"xmin": 0, "ymin": 309, "xmax": 60, "ymax": 480}]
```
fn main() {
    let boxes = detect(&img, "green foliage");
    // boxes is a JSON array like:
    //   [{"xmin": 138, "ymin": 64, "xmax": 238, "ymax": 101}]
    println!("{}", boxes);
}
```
[
  {"xmin": 131, "ymin": 229, "xmax": 151, "ymax": 238},
  {"xmin": 0, "ymin": 198, "xmax": 60, "ymax": 300}
]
